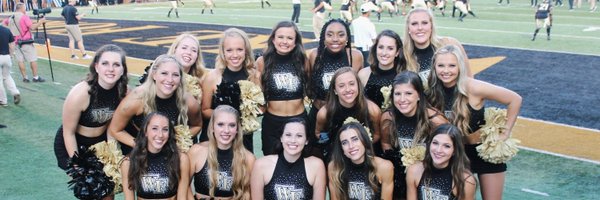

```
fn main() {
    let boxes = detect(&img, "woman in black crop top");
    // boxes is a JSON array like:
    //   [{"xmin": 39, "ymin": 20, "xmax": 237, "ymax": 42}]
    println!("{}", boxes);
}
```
[
  {"xmin": 121, "ymin": 112, "xmax": 191, "ymax": 200},
  {"xmin": 251, "ymin": 118, "xmax": 327, "ymax": 200},
  {"xmin": 426, "ymin": 45, "xmax": 521, "ymax": 200},
  {"xmin": 358, "ymin": 29, "xmax": 406, "ymax": 109},
  {"xmin": 187, "ymin": 105, "xmax": 255, "ymax": 199},
  {"xmin": 379, "ymin": 71, "xmax": 447, "ymax": 199},
  {"xmin": 315, "ymin": 67, "xmax": 381, "ymax": 160},
  {"xmin": 403, "ymin": 8, "xmax": 471, "ymax": 81},
  {"xmin": 53, "ymin": 44, "xmax": 129, "ymax": 199},
  {"xmin": 200, "ymin": 28, "xmax": 260, "ymax": 152},
  {"xmin": 109, "ymin": 55, "xmax": 202, "ymax": 153},
  {"xmin": 256, "ymin": 21, "xmax": 310, "ymax": 156},
  {"xmin": 328, "ymin": 122, "xmax": 394, "ymax": 200},
  {"xmin": 406, "ymin": 124, "xmax": 476, "ymax": 200},
  {"xmin": 307, "ymin": 19, "xmax": 363, "ymax": 150}
]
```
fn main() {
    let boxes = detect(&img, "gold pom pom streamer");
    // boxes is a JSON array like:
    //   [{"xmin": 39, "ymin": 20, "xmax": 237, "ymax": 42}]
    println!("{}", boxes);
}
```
[
  {"xmin": 238, "ymin": 80, "xmax": 265, "ymax": 135},
  {"xmin": 183, "ymin": 73, "xmax": 202, "ymax": 102},
  {"xmin": 400, "ymin": 145, "xmax": 426, "ymax": 170},
  {"xmin": 175, "ymin": 124, "xmax": 193, "ymax": 152},
  {"xmin": 343, "ymin": 117, "xmax": 373, "ymax": 140},
  {"xmin": 380, "ymin": 85, "xmax": 392, "ymax": 110},
  {"xmin": 475, "ymin": 107, "xmax": 521, "ymax": 164},
  {"xmin": 90, "ymin": 140, "xmax": 125, "ymax": 194}
]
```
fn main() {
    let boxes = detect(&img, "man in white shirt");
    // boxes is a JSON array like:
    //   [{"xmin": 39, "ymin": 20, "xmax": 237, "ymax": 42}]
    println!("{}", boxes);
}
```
[{"xmin": 352, "ymin": 4, "xmax": 377, "ymax": 67}]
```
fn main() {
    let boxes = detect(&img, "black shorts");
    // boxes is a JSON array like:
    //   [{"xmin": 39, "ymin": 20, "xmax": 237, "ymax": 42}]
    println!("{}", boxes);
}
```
[
  {"xmin": 465, "ymin": 144, "xmax": 507, "ymax": 174},
  {"xmin": 260, "ymin": 111, "xmax": 308, "ymax": 156},
  {"xmin": 54, "ymin": 125, "xmax": 107, "ymax": 170}
]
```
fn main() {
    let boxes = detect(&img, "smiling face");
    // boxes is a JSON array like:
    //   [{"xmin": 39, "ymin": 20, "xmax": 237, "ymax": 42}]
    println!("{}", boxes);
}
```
[
  {"xmin": 280, "ymin": 122, "xmax": 307, "ymax": 156},
  {"xmin": 223, "ymin": 36, "xmax": 246, "ymax": 70},
  {"xmin": 95, "ymin": 51, "xmax": 124, "ymax": 89},
  {"xmin": 145, "ymin": 115, "xmax": 170, "ymax": 153},
  {"xmin": 376, "ymin": 36, "xmax": 400, "ymax": 69},
  {"xmin": 153, "ymin": 60, "xmax": 181, "ymax": 98},
  {"xmin": 393, "ymin": 83, "xmax": 420, "ymax": 117},
  {"xmin": 334, "ymin": 71, "xmax": 359, "ymax": 108},
  {"xmin": 434, "ymin": 53, "xmax": 460, "ymax": 88},
  {"xmin": 429, "ymin": 133, "xmax": 454, "ymax": 169},
  {"xmin": 173, "ymin": 37, "xmax": 199, "ymax": 73},
  {"xmin": 213, "ymin": 112, "xmax": 238, "ymax": 150},
  {"xmin": 324, "ymin": 22, "xmax": 348, "ymax": 53},
  {"xmin": 340, "ymin": 128, "xmax": 366, "ymax": 164},
  {"xmin": 407, "ymin": 11, "xmax": 433, "ymax": 49},
  {"xmin": 273, "ymin": 27, "xmax": 297, "ymax": 55}
]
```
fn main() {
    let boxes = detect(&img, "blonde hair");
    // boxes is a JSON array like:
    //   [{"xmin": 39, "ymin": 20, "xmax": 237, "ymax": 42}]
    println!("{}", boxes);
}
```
[
  {"xmin": 140, "ymin": 54, "xmax": 189, "ymax": 126},
  {"xmin": 167, "ymin": 33, "xmax": 207, "ymax": 79},
  {"xmin": 215, "ymin": 28, "xmax": 257, "ymax": 83},
  {"xmin": 427, "ymin": 45, "xmax": 471, "ymax": 136},
  {"xmin": 206, "ymin": 105, "xmax": 250, "ymax": 199},
  {"xmin": 403, "ymin": 8, "xmax": 444, "ymax": 72}
]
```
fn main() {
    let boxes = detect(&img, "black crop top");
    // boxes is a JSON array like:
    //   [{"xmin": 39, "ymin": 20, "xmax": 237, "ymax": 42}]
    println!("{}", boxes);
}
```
[
  {"xmin": 264, "ymin": 53, "xmax": 305, "ymax": 101},
  {"xmin": 395, "ymin": 113, "xmax": 419, "ymax": 150},
  {"xmin": 264, "ymin": 152, "xmax": 313, "ymax": 200},
  {"xmin": 132, "ymin": 95, "xmax": 180, "ymax": 129},
  {"xmin": 78, "ymin": 85, "xmax": 120, "ymax": 127},
  {"xmin": 137, "ymin": 149, "xmax": 178, "ymax": 199},
  {"xmin": 415, "ymin": 44, "xmax": 434, "ymax": 73},
  {"xmin": 194, "ymin": 148, "xmax": 235, "ymax": 197},
  {"xmin": 442, "ymin": 86, "xmax": 486, "ymax": 134},
  {"xmin": 417, "ymin": 165, "xmax": 456, "ymax": 200},
  {"xmin": 346, "ymin": 160, "xmax": 380, "ymax": 200},
  {"xmin": 311, "ymin": 49, "xmax": 349, "ymax": 100},
  {"xmin": 364, "ymin": 67, "xmax": 397, "ymax": 108}
]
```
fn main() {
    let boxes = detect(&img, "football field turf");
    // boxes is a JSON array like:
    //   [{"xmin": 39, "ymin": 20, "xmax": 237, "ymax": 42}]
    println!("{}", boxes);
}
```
[{"xmin": 0, "ymin": 1, "xmax": 599, "ymax": 199}]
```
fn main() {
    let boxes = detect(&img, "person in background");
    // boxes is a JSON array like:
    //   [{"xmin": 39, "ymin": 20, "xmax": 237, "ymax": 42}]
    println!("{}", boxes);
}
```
[
  {"xmin": 531, "ymin": 0, "xmax": 553, "ymax": 41},
  {"xmin": 352, "ymin": 4, "xmax": 377, "ymax": 68},
  {"xmin": 0, "ymin": 24, "xmax": 20, "ymax": 107},
  {"xmin": 62, "ymin": 0, "xmax": 91, "ymax": 59}
]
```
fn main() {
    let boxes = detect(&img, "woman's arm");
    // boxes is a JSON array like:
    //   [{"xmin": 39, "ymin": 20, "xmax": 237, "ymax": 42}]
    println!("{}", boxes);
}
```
[
  {"xmin": 405, "ymin": 163, "xmax": 424, "ymax": 200},
  {"xmin": 177, "ymin": 153, "xmax": 191, "ymax": 200},
  {"xmin": 315, "ymin": 107, "xmax": 328, "ymax": 140},
  {"xmin": 461, "ymin": 172, "xmax": 477, "ymax": 200},
  {"xmin": 327, "ymin": 162, "xmax": 340, "ymax": 200},
  {"xmin": 350, "ymin": 49, "xmax": 364, "ymax": 72},
  {"xmin": 108, "ymin": 91, "xmax": 141, "ymax": 148},
  {"xmin": 121, "ymin": 158, "xmax": 135, "ymax": 200},
  {"xmin": 186, "ymin": 94, "xmax": 202, "ymax": 137},
  {"xmin": 379, "ymin": 111, "xmax": 394, "ymax": 151},
  {"xmin": 368, "ymin": 100, "xmax": 382, "ymax": 143},
  {"xmin": 376, "ymin": 158, "xmax": 394, "ymax": 200},
  {"xmin": 357, "ymin": 67, "xmax": 371, "ymax": 87},
  {"xmin": 250, "ymin": 158, "xmax": 266, "ymax": 200},
  {"xmin": 470, "ymin": 79, "xmax": 522, "ymax": 139},
  {"xmin": 62, "ymin": 82, "xmax": 88, "ymax": 158},
  {"xmin": 200, "ymin": 71, "xmax": 217, "ymax": 119},
  {"xmin": 310, "ymin": 157, "xmax": 327, "ymax": 200}
]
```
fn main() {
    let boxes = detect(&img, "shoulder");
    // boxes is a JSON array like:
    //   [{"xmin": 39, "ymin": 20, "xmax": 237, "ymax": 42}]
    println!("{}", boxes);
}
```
[
  {"xmin": 188, "ymin": 142, "xmax": 209, "ymax": 156},
  {"xmin": 244, "ymin": 149, "xmax": 256, "ymax": 161},
  {"xmin": 374, "ymin": 157, "xmax": 393, "ymax": 171},
  {"xmin": 308, "ymin": 48, "xmax": 318, "ymax": 59},
  {"xmin": 366, "ymin": 100, "xmax": 381, "ymax": 113},
  {"xmin": 357, "ymin": 67, "xmax": 372, "ymax": 82},
  {"xmin": 439, "ymin": 36, "xmax": 462, "ymax": 46},
  {"xmin": 65, "ymin": 82, "xmax": 91, "ymax": 103},
  {"xmin": 305, "ymin": 156, "xmax": 326, "ymax": 169},
  {"xmin": 406, "ymin": 162, "xmax": 424, "ymax": 176},
  {"xmin": 350, "ymin": 48, "xmax": 363, "ymax": 57},
  {"xmin": 254, "ymin": 155, "xmax": 278, "ymax": 168},
  {"xmin": 381, "ymin": 110, "xmax": 393, "ymax": 121},
  {"xmin": 178, "ymin": 152, "xmax": 190, "ymax": 162},
  {"xmin": 256, "ymin": 56, "xmax": 265, "ymax": 73}
]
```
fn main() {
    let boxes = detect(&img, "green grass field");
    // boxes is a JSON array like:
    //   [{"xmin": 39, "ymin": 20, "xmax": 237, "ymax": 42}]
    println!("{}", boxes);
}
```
[{"xmin": 1, "ymin": 1, "xmax": 599, "ymax": 199}]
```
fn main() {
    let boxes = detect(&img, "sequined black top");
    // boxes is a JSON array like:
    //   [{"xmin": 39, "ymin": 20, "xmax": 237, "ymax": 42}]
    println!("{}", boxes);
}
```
[
  {"xmin": 415, "ymin": 44, "xmax": 434, "ymax": 81},
  {"xmin": 132, "ymin": 95, "xmax": 180, "ymax": 129},
  {"xmin": 417, "ymin": 165, "xmax": 456, "ymax": 200},
  {"xmin": 137, "ymin": 149, "xmax": 178, "ymax": 199},
  {"xmin": 78, "ymin": 85, "xmax": 120, "ymax": 127},
  {"xmin": 264, "ymin": 53, "xmax": 305, "ymax": 101},
  {"xmin": 194, "ymin": 148, "xmax": 235, "ymax": 197},
  {"xmin": 311, "ymin": 49, "xmax": 349, "ymax": 100},
  {"xmin": 442, "ymin": 86, "xmax": 486, "ymax": 133},
  {"xmin": 364, "ymin": 67, "xmax": 397, "ymax": 108},
  {"xmin": 211, "ymin": 67, "xmax": 249, "ymax": 109},
  {"xmin": 264, "ymin": 152, "xmax": 313, "ymax": 200},
  {"xmin": 346, "ymin": 160, "xmax": 380, "ymax": 200}
]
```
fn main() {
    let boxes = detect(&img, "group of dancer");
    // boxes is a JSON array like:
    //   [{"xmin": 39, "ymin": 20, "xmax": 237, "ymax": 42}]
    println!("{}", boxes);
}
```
[{"xmin": 53, "ymin": 7, "xmax": 521, "ymax": 200}]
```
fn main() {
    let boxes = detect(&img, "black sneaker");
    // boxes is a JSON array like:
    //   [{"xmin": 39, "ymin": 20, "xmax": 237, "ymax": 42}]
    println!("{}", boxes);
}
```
[
  {"xmin": 14, "ymin": 94, "xmax": 21, "ymax": 105},
  {"xmin": 22, "ymin": 78, "xmax": 30, "ymax": 83},
  {"xmin": 32, "ymin": 76, "xmax": 46, "ymax": 82}
]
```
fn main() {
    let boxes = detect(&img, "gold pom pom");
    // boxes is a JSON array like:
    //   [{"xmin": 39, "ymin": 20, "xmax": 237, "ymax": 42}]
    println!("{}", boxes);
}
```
[
  {"xmin": 343, "ymin": 117, "xmax": 373, "ymax": 140},
  {"xmin": 400, "ymin": 145, "xmax": 426, "ymax": 169},
  {"xmin": 183, "ymin": 73, "xmax": 202, "ymax": 101},
  {"xmin": 380, "ymin": 85, "xmax": 392, "ymax": 110},
  {"xmin": 238, "ymin": 80, "xmax": 265, "ymax": 134},
  {"xmin": 175, "ymin": 124, "xmax": 193, "ymax": 152},
  {"xmin": 90, "ymin": 140, "xmax": 125, "ymax": 194},
  {"xmin": 476, "ymin": 107, "xmax": 520, "ymax": 164}
]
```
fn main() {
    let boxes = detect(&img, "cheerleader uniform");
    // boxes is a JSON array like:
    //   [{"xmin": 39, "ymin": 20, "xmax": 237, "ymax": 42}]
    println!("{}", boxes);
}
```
[
  {"xmin": 364, "ymin": 66, "xmax": 397, "ymax": 108},
  {"xmin": 136, "ymin": 149, "xmax": 178, "ymax": 199},
  {"xmin": 385, "ymin": 112, "xmax": 418, "ymax": 199},
  {"xmin": 346, "ymin": 160, "xmax": 381, "ymax": 200},
  {"xmin": 442, "ymin": 86, "xmax": 506, "ymax": 174},
  {"xmin": 263, "ymin": 152, "xmax": 313, "ymax": 200},
  {"xmin": 308, "ymin": 49, "xmax": 350, "ymax": 147},
  {"xmin": 54, "ymin": 85, "xmax": 119, "ymax": 170},
  {"xmin": 261, "ymin": 53, "xmax": 307, "ymax": 156},
  {"xmin": 415, "ymin": 44, "xmax": 434, "ymax": 81},
  {"xmin": 417, "ymin": 165, "xmax": 456, "ymax": 200},
  {"xmin": 121, "ymin": 94, "xmax": 180, "ymax": 155},
  {"xmin": 194, "ymin": 148, "xmax": 235, "ymax": 198}
]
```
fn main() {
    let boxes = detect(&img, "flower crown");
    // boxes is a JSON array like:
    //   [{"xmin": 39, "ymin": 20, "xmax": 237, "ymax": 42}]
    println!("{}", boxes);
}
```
[{"xmin": 343, "ymin": 117, "xmax": 373, "ymax": 140}]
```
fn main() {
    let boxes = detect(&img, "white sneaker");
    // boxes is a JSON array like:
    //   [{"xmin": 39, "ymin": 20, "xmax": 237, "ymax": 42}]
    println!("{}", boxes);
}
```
[{"xmin": 82, "ymin": 54, "xmax": 92, "ymax": 59}]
